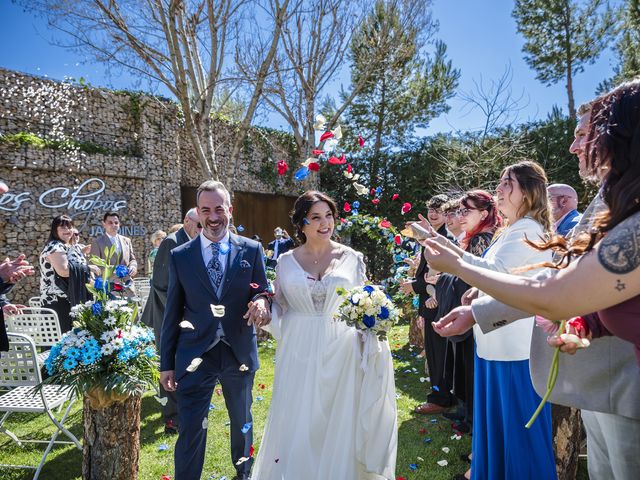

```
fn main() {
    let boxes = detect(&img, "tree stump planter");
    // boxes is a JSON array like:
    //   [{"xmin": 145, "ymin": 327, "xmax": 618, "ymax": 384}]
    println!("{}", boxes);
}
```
[
  {"xmin": 552, "ymin": 404, "xmax": 582, "ymax": 480},
  {"xmin": 82, "ymin": 391, "xmax": 142, "ymax": 480}
]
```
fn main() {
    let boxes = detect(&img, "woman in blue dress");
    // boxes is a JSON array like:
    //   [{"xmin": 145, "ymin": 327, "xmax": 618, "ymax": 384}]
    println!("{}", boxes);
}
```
[{"xmin": 420, "ymin": 161, "xmax": 557, "ymax": 479}]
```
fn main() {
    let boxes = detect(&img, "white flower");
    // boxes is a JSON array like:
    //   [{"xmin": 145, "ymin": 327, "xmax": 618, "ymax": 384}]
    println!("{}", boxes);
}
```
[
  {"xmin": 101, "ymin": 344, "xmax": 115, "ymax": 355},
  {"xmin": 104, "ymin": 316, "xmax": 117, "ymax": 327}
]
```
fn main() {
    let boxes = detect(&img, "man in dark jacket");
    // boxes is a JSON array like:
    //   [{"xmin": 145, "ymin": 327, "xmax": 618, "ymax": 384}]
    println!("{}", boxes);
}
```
[
  {"xmin": 400, "ymin": 194, "xmax": 457, "ymax": 414},
  {"xmin": 141, "ymin": 208, "xmax": 201, "ymax": 434}
]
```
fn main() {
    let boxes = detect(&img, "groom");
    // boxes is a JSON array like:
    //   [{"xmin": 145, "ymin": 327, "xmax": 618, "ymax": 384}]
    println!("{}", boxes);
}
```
[{"xmin": 160, "ymin": 180, "xmax": 271, "ymax": 480}]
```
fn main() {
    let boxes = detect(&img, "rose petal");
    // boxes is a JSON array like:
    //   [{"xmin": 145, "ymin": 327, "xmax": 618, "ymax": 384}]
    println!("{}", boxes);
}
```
[
  {"xmin": 239, "ymin": 364, "xmax": 249, "ymax": 371},
  {"xmin": 560, "ymin": 333, "xmax": 591, "ymax": 348},
  {"xmin": 379, "ymin": 219, "xmax": 391, "ymax": 229},
  {"xmin": 210, "ymin": 305, "xmax": 226, "ymax": 317},
  {"xmin": 179, "ymin": 320, "xmax": 195, "ymax": 329},
  {"xmin": 394, "ymin": 234, "xmax": 402, "ymax": 245},
  {"xmin": 347, "ymin": 163, "xmax": 353, "ymax": 173},
  {"xmin": 186, "ymin": 357, "xmax": 203, "ymax": 372},
  {"xmin": 332, "ymin": 125, "xmax": 343, "ymax": 140},
  {"xmin": 358, "ymin": 135, "xmax": 365, "ymax": 147},
  {"xmin": 372, "ymin": 198, "xmax": 380, "ymax": 205},
  {"xmin": 320, "ymin": 131, "xmax": 334, "ymax": 142},
  {"xmin": 392, "ymin": 193, "xmax": 399, "ymax": 201},
  {"xmin": 343, "ymin": 202, "xmax": 351, "ymax": 213},
  {"xmin": 202, "ymin": 417, "xmax": 208, "ymax": 429},
  {"xmin": 155, "ymin": 395, "xmax": 168, "ymax": 406},
  {"xmin": 437, "ymin": 460, "xmax": 448, "ymax": 467},
  {"xmin": 249, "ymin": 283, "xmax": 259, "ymax": 289},
  {"xmin": 401, "ymin": 202, "xmax": 412, "ymax": 214},
  {"xmin": 442, "ymin": 447, "xmax": 450, "ymax": 453},
  {"xmin": 354, "ymin": 183, "xmax": 368, "ymax": 196},
  {"xmin": 328, "ymin": 154, "xmax": 346, "ymax": 165},
  {"xmin": 312, "ymin": 149, "xmax": 324, "ymax": 155},
  {"xmin": 277, "ymin": 160, "xmax": 288, "ymax": 175},
  {"xmin": 308, "ymin": 162, "xmax": 320, "ymax": 172}
]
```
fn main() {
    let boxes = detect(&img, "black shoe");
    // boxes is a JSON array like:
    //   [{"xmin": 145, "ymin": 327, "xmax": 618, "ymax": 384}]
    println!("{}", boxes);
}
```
[
  {"xmin": 443, "ymin": 410, "xmax": 465, "ymax": 422},
  {"xmin": 164, "ymin": 419, "xmax": 178, "ymax": 435},
  {"xmin": 459, "ymin": 453, "xmax": 472, "ymax": 464}
]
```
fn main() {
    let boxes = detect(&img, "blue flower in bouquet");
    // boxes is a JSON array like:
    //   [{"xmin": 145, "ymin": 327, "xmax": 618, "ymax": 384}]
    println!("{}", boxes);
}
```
[
  {"xmin": 82, "ymin": 347, "xmax": 102, "ymax": 365},
  {"xmin": 92, "ymin": 301, "xmax": 103, "ymax": 315},
  {"xmin": 363, "ymin": 285, "xmax": 374, "ymax": 294},
  {"xmin": 378, "ymin": 306, "xmax": 390, "ymax": 319},
  {"xmin": 94, "ymin": 277, "xmax": 109, "ymax": 293},
  {"xmin": 143, "ymin": 346, "xmax": 156, "ymax": 358},
  {"xmin": 363, "ymin": 315, "xmax": 375, "ymax": 328},
  {"xmin": 63, "ymin": 356, "xmax": 78, "ymax": 371},
  {"xmin": 115, "ymin": 265, "xmax": 129, "ymax": 278},
  {"xmin": 67, "ymin": 347, "xmax": 81, "ymax": 359}
]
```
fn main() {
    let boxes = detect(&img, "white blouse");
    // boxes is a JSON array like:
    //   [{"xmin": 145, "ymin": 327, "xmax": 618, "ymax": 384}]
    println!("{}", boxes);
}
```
[{"xmin": 464, "ymin": 217, "xmax": 552, "ymax": 361}]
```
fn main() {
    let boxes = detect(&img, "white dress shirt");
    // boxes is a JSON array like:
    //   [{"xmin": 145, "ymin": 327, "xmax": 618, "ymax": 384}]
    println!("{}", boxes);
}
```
[{"xmin": 106, "ymin": 233, "xmax": 121, "ymax": 253}]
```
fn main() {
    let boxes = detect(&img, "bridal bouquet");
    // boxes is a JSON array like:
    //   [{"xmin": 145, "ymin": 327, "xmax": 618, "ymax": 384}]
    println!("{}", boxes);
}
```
[{"xmin": 335, "ymin": 285, "xmax": 401, "ymax": 340}]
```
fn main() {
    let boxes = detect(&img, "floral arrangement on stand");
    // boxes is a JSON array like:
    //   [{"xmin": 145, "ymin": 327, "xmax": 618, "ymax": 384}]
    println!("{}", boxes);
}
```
[{"xmin": 41, "ymin": 245, "xmax": 158, "ymax": 409}]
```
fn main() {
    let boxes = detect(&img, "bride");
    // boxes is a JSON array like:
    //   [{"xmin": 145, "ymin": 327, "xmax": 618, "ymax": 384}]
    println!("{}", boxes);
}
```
[{"xmin": 253, "ymin": 191, "xmax": 397, "ymax": 480}]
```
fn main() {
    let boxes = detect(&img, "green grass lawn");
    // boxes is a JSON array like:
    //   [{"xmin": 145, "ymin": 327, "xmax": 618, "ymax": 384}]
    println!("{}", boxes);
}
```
[{"xmin": 0, "ymin": 324, "xmax": 586, "ymax": 479}]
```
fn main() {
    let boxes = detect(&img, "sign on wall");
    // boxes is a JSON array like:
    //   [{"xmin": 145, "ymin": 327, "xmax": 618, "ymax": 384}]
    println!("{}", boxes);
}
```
[{"xmin": 0, "ymin": 177, "xmax": 146, "ymax": 236}]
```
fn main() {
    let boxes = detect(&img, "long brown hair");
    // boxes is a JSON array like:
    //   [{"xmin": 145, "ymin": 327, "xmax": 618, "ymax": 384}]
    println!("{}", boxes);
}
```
[
  {"xmin": 501, "ymin": 161, "xmax": 553, "ymax": 233},
  {"xmin": 532, "ymin": 79, "xmax": 640, "ymax": 267}
]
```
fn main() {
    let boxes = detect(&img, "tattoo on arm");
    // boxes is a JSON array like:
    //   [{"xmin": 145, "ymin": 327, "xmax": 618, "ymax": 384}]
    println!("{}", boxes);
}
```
[
  {"xmin": 597, "ymin": 214, "xmax": 640, "ymax": 274},
  {"xmin": 615, "ymin": 279, "xmax": 626, "ymax": 292}
]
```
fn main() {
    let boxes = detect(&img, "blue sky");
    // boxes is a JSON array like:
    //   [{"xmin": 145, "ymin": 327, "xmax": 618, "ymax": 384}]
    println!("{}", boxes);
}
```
[{"xmin": 0, "ymin": 0, "xmax": 619, "ymax": 135}]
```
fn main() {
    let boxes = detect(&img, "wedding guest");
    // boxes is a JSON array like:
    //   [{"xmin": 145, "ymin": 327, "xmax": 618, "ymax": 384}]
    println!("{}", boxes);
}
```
[
  {"xmin": 428, "ymin": 84, "xmax": 640, "ymax": 480},
  {"xmin": 431, "ymin": 190, "xmax": 501, "ymax": 439},
  {"xmin": 547, "ymin": 183, "xmax": 582, "ymax": 236},
  {"xmin": 40, "ymin": 215, "xmax": 98, "ymax": 333},
  {"xmin": 1, "ymin": 254, "xmax": 35, "ymax": 351},
  {"xmin": 90, "ymin": 212, "xmax": 138, "ymax": 278},
  {"xmin": 266, "ymin": 227, "xmax": 294, "ymax": 268},
  {"xmin": 147, "ymin": 229, "xmax": 167, "ymax": 276},
  {"xmin": 421, "ymin": 165, "xmax": 557, "ymax": 480},
  {"xmin": 443, "ymin": 198, "xmax": 465, "ymax": 244},
  {"xmin": 142, "ymin": 209, "xmax": 201, "ymax": 435},
  {"xmin": 168, "ymin": 223, "xmax": 183, "ymax": 234},
  {"xmin": 401, "ymin": 194, "xmax": 456, "ymax": 415}
]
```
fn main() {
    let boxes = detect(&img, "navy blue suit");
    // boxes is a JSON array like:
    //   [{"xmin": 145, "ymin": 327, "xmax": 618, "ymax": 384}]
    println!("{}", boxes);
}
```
[
  {"xmin": 556, "ymin": 209, "xmax": 581, "ymax": 237},
  {"xmin": 161, "ymin": 233, "xmax": 268, "ymax": 479}
]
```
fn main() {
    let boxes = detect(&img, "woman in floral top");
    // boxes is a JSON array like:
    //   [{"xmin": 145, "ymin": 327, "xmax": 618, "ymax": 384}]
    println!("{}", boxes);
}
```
[{"xmin": 39, "ymin": 215, "xmax": 98, "ymax": 332}]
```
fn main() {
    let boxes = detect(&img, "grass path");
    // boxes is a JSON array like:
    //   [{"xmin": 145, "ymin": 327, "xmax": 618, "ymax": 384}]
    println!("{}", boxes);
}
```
[{"xmin": 0, "ymin": 324, "xmax": 585, "ymax": 479}]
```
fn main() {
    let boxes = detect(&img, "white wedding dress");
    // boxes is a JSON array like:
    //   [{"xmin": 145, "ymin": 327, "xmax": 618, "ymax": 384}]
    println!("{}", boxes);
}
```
[{"xmin": 253, "ymin": 248, "xmax": 397, "ymax": 480}]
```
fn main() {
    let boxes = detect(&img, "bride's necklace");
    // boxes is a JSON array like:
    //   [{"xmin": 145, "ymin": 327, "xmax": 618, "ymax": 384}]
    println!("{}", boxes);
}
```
[{"xmin": 304, "ymin": 245, "xmax": 329, "ymax": 265}]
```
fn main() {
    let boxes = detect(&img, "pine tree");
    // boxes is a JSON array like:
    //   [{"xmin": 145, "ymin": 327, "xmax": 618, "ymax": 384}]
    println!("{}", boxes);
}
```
[
  {"xmin": 600, "ymin": 0, "xmax": 640, "ymax": 92},
  {"xmin": 513, "ymin": 0, "xmax": 615, "ymax": 120}
]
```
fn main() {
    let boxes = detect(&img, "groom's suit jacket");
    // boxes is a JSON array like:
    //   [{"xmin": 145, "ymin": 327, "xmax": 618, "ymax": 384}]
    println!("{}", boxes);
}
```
[
  {"xmin": 160, "ymin": 233, "xmax": 269, "ymax": 381},
  {"xmin": 471, "ymin": 195, "xmax": 640, "ymax": 419}
]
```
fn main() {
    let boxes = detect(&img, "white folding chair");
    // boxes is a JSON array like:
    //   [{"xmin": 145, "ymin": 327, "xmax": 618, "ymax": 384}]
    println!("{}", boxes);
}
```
[
  {"xmin": 28, "ymin": 297, "xmax": 43, "ymax": 308},
  {"xmin": 5, "ymin": 308, "xmax": 63, "ymax": 365},
  {"xmin": 0, "ymin": 333, "xmax": 81, "ymax": 479},
  {"xmin": 133, "ymin": 276, "xmax": 151, "ymax": 299}
]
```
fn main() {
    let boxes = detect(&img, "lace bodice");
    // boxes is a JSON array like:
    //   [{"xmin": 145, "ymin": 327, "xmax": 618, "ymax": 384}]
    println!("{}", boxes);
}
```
[{"xmin": 274, "ymin": 247, "xmax": 367, "ymax": 315}]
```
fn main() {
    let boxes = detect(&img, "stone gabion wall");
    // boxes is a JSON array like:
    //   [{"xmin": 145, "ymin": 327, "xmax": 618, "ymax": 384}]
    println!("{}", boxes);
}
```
[{"xmin": 0, "ymin": 68, "xmax": 300, "ymax": 304}]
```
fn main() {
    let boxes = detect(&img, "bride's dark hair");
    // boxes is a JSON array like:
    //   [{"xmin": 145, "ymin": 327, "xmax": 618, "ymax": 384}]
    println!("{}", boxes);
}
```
[{"xmin": 291, "ymin": 191, "xmax": 338, "ymax": 244}]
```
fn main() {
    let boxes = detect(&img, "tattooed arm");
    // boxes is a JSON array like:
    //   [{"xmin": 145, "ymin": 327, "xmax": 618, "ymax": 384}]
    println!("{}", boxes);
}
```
[{"xmin": 422, "ymin": 211, "xmax": 640, "ymax": 320}]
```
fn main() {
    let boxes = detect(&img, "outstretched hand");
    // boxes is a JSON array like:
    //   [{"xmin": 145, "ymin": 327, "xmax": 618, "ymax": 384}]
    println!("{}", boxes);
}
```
[
  {"xmin": 0, "ymin": 255, "xmax": 35, "ymax": 284},
  {"xmin": 421, "ymin": 239, "xmax": 462, "ymax": 275},
  {"xmin": 432, "ymin": 305, "xmax": 476, "ymax": 337}
]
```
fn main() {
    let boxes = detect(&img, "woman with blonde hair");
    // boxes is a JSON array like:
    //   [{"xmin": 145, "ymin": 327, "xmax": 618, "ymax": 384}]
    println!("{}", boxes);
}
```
[{"xmin": 418, "ymin": 161, "xmax": 557, "ymax": 480}]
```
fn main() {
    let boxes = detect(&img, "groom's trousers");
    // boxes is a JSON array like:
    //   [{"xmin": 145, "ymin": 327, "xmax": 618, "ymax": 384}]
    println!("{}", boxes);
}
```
[{"xmin": 175, "ymin": 342, "xmax": 255, "ymax": 480}]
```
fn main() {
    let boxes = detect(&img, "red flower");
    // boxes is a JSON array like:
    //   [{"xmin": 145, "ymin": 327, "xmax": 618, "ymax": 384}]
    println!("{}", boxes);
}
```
[
  {"xmin": 358, "ymin": 135, "xmax": 365, "ymax": 147},
  {"xmin": 277, "ymin": 160, "xmax": 288, "ymax": 175},
  {"xmin": 392, "ymin": 193, "xmax": 399, "ymax": 201},
  {"xmin": 394, "ymin": 234, "xmax": 402, "ymax": 245},
  {"xmin": 401, "ymin": 202, "xmax": 412, "ymax": 215},
  {"xmin": 320, "ymin": 131, "xmax": 334, "ymax": 142},
  {"xmin": 379, "ymin": 219, "xmax": 391, "ymax": 229},
  {"xmin": 343, "ymin": 202, "xmax": 351, "ymax": 212},
  {"xmin": 308, "ymin": 162, "xmax": 320, "ymax": 172},
  {"xmin": 312, "ymin": 149, "xmax": 324, "ymax": 155},
  {"xmin": 328, "ymin": 154, "xmax": 346, "ymax": 165},
  {"xmin": 568, "ymin": 316, "xmax": 589, "ymax": 336},
  {"xmin": 113, "ymin": 282, "xmax": 123, "ymax": 292},
  {"xmin": 372, "ymin": 198, "xmax": 380, "ymax": 205},
  {"xmin": 117, "ymin": 329, "xmax": 123, "ymax": 339}
]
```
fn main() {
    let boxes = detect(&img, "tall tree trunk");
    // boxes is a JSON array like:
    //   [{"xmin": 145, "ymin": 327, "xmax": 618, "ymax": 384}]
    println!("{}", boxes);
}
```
[
  {"xmin": 551, "ymin": 404, "xmax": 582, "ymax": 480},
  {"xmin": 566, "ymin": 66, "xmax": 576, "ymax": 121},
  {"xmin": 82, "ymin": 394, "xmax": 142, "ymax": 480}
]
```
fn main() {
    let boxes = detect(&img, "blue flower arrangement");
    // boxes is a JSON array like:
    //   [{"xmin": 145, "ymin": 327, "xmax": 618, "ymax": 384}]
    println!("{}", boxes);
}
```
[{"xmin": 40, "ymin": 243, "xmax": 158, "ymax": 405}]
